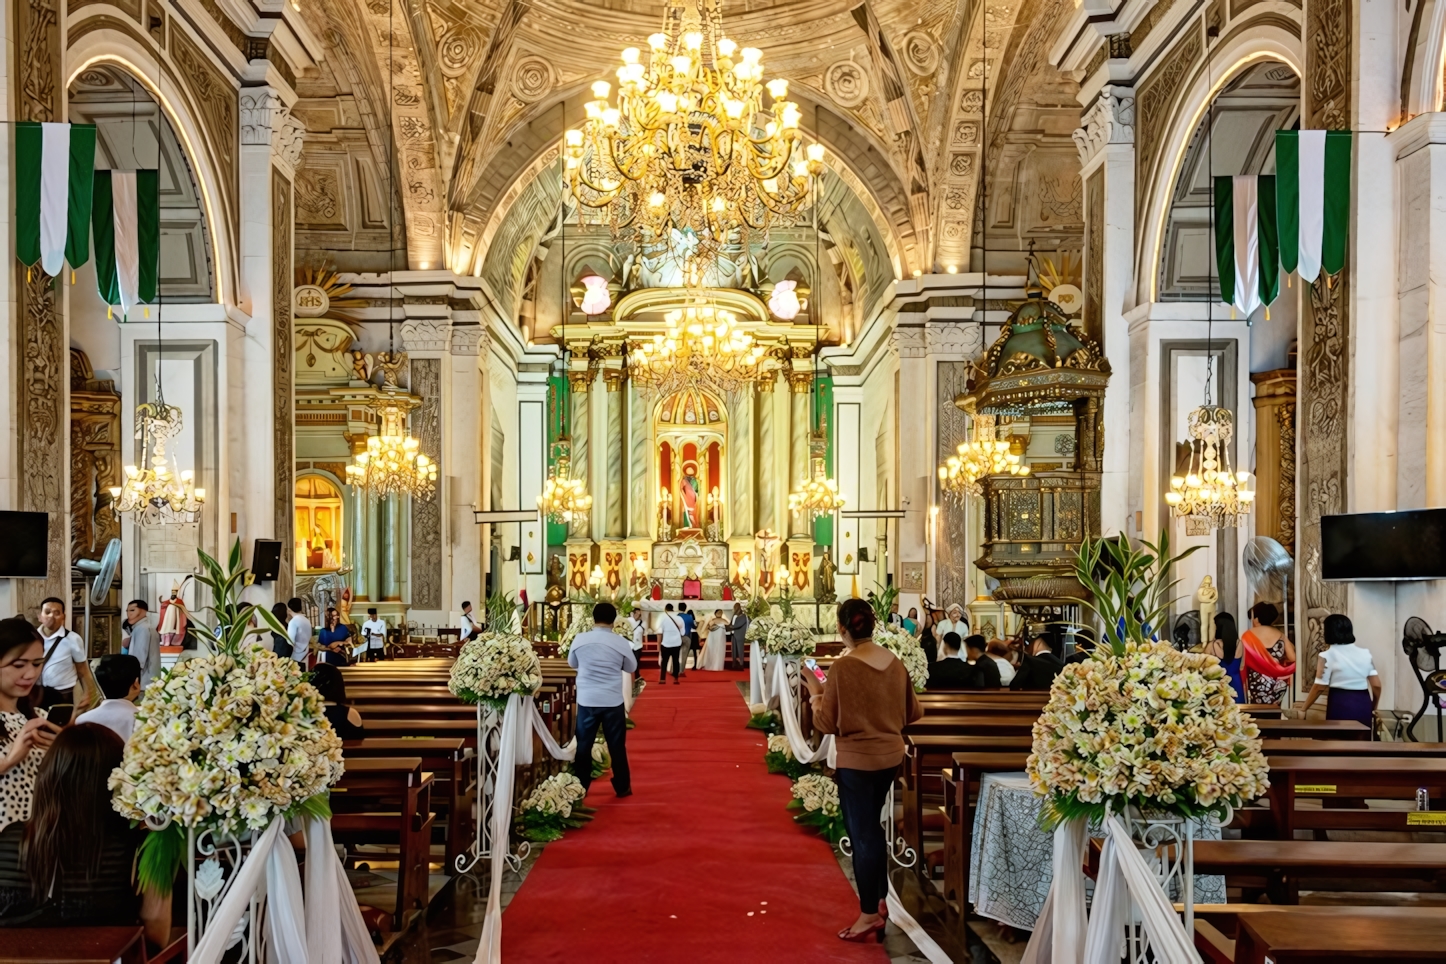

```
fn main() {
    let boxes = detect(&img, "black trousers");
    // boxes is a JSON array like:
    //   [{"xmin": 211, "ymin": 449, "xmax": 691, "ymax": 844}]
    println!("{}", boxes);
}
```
[
  {"xmin": 40, "ymin": 686, "xmax": 73, "ymax": 710},
  {"xmin": 658, "ymin": 645, "xmax": 681, "ymax": 679},
  {"xmin": 574, "ymin": 703, "xmax": 630, "ymax": 794},
  {"xmin": 836, "ymin": 766, "xmax": 897, "ymax": 915}
]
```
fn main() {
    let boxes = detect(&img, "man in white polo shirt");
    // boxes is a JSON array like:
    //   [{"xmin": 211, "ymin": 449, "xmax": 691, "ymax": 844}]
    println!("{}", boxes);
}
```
[
  {"xmin": 286, "ymin": 597, "xmax": 313, "ymax": 665},
  {"xmin": 567, "ymin": 602, "xmax": 637, "ymax": 798},
  {"xmin": 38, "ymin": 596, "xmax": 96, "ymax": 712},
  {"xmin": 360, "ymin": 607, "xmax": 388, "ymax": 661},
  {"xmin": 76, "ymin": 654, "xmax": 142, "ymax": 741}
]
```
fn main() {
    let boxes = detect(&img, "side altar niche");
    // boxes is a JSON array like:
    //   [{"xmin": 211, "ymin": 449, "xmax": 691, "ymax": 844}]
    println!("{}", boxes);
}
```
[{"xmin": 965, "ymin": 287, "xmax": 1111, "ymax": 621}]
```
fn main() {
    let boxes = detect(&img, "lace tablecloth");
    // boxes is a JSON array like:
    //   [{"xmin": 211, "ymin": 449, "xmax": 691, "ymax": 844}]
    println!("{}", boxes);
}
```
[{"xmin": 967, "ymin": 771, "xmax": 1226, "ymax": 931}]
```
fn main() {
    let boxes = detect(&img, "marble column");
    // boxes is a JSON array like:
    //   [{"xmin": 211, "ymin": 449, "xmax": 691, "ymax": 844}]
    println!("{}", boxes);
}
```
[
  {"xmin": 756, "ymin": 373, "xmax": 778, "ymax": 534},
  {"xmin": 628, "ymin": 383, "xmax": 653, "ymax": 537},
  {"xmin": 604, "ymin": 371, "xmax": 625, "ymax": 538},
  {"xmin": 567, "ymin": 368, "xmax": 592, "ymax": 541},
  {"xmin": 730, "ymin": 387, "xmax": 754, "ymax": 539},
  {"xmin": 788, "ymin": 374, "xmax": 812, "ymax": 539},
  {"xmin": 448, "ymin": 325, "xmax": 487, "ymax": 614},
  {"xmin": 381, "ymin": 494, "xmax": 402, "ymax": 601},
  {"xmin": 1074, "ymin": 85, "xmax": 1134, "ymax": 538}
]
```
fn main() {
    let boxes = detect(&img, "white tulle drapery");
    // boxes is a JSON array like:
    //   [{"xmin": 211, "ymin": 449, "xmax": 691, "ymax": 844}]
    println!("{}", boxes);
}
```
[
  {"xmin": 189, "ymin": 814, "xmax": 381, "ymax": 964},
  {"xmin": 473, "ymin": 694, "xmax": 577, "ymax": 964},
  {"xmin": 1022, "ymin": 814, "xmax": 1199, "ymax": 964}
]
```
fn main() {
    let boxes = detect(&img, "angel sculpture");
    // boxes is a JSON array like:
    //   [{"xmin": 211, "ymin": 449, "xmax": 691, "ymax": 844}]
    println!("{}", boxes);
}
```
[{"xmin": 372, "ymin": 350, "xmax": 407, "ymax": 388}]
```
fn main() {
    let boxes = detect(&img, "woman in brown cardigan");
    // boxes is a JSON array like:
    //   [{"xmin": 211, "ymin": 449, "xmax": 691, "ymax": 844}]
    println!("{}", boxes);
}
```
[{"xmin": 803, "ymin": 597, "xmax": 923, "ymax": 942}]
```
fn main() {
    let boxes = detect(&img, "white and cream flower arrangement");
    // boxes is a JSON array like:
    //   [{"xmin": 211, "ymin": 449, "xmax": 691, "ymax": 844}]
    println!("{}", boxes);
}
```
[
  {"xmin": 788, "ymin": 772, "xmax": 845, "ymax": 844},
  {"xmin": 109, "ymin": 541, "xmax": 345, "ymax": 894},
  {"xmin": 558, "ymin": 604, "xmax": 635, "ymax": 657},
  {"xmin": 874, "ymin": 625, "xmax": 929, "ymax": 693},
  {"xmin": 752, "ymin": 592, "xmax": 816, "ymax": 657},
  {"xmin": 765, "ymin": 733, "xmax": 811, "ymax": 778},
  {"xmin": 1027, "ymin": 532, "xmax": 1270, "ymax": 825},
  {"xmin": 449, "ymin": 591, "xmax": 542, "ymax": 710},
  {"xmin": 514, "ymin": 771, "xmax": 592, "ymax": 842}
]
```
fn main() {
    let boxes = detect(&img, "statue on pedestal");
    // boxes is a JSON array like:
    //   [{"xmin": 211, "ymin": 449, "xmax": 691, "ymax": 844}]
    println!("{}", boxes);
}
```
[
  {"xmin": 1196, "ymin": 575, "xmax": 1218, "ymax": 642},
  {"xmin": 815, "ymin": 548, "xmax": 837, "ymax": 603},
  {"xmin": 544, "ymin": 554, "xmax": 566, "ymax": 607}
]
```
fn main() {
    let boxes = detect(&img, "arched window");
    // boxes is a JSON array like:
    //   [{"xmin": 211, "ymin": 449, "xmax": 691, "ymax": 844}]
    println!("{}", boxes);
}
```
[{"xmin": 295, "ymin": 475, "xmax": 344, "ymax": 573}]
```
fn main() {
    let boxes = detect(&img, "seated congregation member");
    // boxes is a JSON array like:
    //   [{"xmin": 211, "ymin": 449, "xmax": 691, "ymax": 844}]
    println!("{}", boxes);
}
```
[
  {"xmin": 1300, "ymin": 614, "xmax": 1380, "ymax": 729},
  {"xmin": 917, "ymin": 611, "xmax": 938, "ymax": 665},
  {"xmin": 270, "ymin": 602, "xmax": 292, "ymax": 658},
  {"xmin": 986, "ymin": 638, "xmax": 1016, "ymax": 686},
  {"xmin": 1010, "ymin": 636, "xmax": 1064, "ymax": 691},
  {"xmin": 1064, "ymin": 629, "xmax": 1097, "ymax": 666},
  {"xmin": 1242, "ymin": 602, "xmax": 1296, "ymax": 705},
  {"xmin": 802, "ymin": 598, "xmax": 922, "ymax": 943},
  {"xmin": 309, "ymin": 664, "xmax": 365, "ymax": 740},
  {"xmin": 962, "ymin": 635, "xmax": 1002, "ymax": 688},
  {"xmin": 568, "ymin": 602, "xmax": 637, "ymax": 798},
  {"xmin": 1201, "ymin": 613, "xmax": 1245, "ymax": 702},
  {"xmin": 0, "ymin": 724, "xmax": 171, "ymax": 946},
  {"xmin": 75, "ymin": 655, "xmax": 142, "ymax": 742},
  {"xmin": 0, "ymin": 619, "xmax": 58, "ymax": 830},
  {"xmin": 926, "ymin": 633, "xmax": 973, "ymax": 689}
]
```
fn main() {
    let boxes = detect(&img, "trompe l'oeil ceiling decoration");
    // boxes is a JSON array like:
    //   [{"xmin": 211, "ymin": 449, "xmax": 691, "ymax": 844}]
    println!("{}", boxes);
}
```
[{"xmin": 561, "ymin": 0, "xmax": 823, "ymax": 269}]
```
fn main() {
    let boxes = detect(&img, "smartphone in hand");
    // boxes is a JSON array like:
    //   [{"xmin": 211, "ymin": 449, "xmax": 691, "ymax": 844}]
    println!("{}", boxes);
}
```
[
  {"xmin": 804, "ymin": 658, "xmax": 827, "ymax": 683},
  {"xmin": 45, "ymin": 703, "xmax": 75, "ymax": 727}
]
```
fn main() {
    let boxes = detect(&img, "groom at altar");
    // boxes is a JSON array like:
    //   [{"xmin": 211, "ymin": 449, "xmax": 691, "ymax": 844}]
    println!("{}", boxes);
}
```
[{"xmin": 567, "ymin": 602, "xmax": 637, "ymax": 798}]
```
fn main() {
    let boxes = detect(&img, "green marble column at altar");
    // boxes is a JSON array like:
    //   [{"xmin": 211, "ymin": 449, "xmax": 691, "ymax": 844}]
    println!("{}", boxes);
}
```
[
  {"xmin": 628, "ymin": 382, "xmax": 652, "ymax": 538},
  {"xmin": 730, "ymin": 387, "xmax": 754, "ymax": 539},
  {"xmin": 567, "ymin": 368, "xmax": 593, "ymax": 541},
  {"xmin": 604, "ymin": 371, "xmax": 625, "ymax": 537},
  {"xmin": 756, "ymin": 372, "xmax": 778, "ymax": 533}
]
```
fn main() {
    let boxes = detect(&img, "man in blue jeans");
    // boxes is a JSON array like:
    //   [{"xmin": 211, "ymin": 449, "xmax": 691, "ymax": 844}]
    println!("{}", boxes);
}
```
[{"xmin": 567, "ymin": 601, "xmax": 638, "ymax": 797}]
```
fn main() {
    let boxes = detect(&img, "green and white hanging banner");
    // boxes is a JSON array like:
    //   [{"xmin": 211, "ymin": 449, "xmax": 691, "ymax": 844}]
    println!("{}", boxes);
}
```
[
  {"xmin": 1214, "ymin": 174, "xmax": 1278, "ymax": 319},
  {"xmin": 14, "ymin": 122, "xmax": 97, "ymax": 277},
  {"xmin": 1275, "ymin": 130, "xmax": 1351, "ymax": 282},
  {"xmin": 92, "ymin": 169, "xmax": 160, "ymax": 317}
]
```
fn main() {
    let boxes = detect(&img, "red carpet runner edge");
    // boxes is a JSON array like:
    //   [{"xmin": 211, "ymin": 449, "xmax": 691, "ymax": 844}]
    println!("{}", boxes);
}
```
[{"xmin": 499, "ymin": 669, "xmax": 891, "ymax": 963}]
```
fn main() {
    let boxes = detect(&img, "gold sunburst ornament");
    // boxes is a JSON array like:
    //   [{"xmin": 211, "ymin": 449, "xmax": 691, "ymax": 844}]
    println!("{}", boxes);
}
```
[{"xmin": 561, "ymin": 0, "xmax": 823, "ymax": 262}]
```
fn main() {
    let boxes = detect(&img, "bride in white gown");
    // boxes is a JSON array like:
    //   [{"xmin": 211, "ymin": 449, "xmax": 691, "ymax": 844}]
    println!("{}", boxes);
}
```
[{"xmin": 702, "ymin": 609, "xmax": 728, "ymax": 671}]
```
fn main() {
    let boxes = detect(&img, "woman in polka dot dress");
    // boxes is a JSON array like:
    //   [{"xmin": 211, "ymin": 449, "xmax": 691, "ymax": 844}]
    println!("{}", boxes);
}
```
[{"xmin": 0, "ymin": 618, "xmax": 59, "ymax": 830}]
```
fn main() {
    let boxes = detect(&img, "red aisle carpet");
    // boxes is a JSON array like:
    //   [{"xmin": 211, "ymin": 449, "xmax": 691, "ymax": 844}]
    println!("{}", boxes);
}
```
[{"xmin": 500, "ymin": 669, "xmax": 890, "ymax": 963}]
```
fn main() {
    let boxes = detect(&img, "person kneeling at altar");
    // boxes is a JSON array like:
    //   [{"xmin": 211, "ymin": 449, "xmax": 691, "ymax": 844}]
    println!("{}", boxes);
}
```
[
  {"xmin": 0, "ymin": 724, "xmax": 171, "ymax": 947},
  {"xmin": 567, "ymin": 602, "xmax": 636, "ymax": 799}
]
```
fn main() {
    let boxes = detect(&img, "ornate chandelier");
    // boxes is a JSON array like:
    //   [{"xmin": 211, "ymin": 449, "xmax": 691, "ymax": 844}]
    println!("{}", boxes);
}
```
[
  {"xmin": 628, "ymin": 296, "xmax": 771, "ymax": 395},
  {"xmin": 561, "ymin": 0, "xmax": 823, "ymax": 261},
  {"xmin": 110, "ymin": 401, "xmax": 205, "ymax": 520},
  {"xmin": 788, "ymin": 446, "xmax": 844, "ymax": 518},
  {"xmin": 937, "ymin": 414, "xmax": 1028, "ymax": 502},
  {"xmin": 1165, "ymin": 404, "xmax": 1254, "ymax": 528},
  {"xmin": 345, "ymin": 399, "xmax": 437, "ymax": 500},
  {"xmin": 538, "ymin": 440, "xmax": 593, "ymax": 524}
]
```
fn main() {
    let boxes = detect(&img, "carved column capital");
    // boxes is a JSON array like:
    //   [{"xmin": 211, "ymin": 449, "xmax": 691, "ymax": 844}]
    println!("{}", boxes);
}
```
[
  {"xmin": 758, "ymin": 369, "xmax": 778, "ymax": 393},
  {"xmin": 450, "ymin": 324, "xmax": 489, "ymax": 356},
  {"xmin": 240, "ymin": 87, "xmax": 305, "ymax": 171},
  {"xmin": 400, "ymin": 319, "xmax": 450, "ymax": 353},
  {"xmin": 925, "ymin": 321, "xmax": 983, "ymax": 357},
  {"xmin": 891, "ymin": 325, "xmax": 927, "ymax": 358},
  {"xmin": 567, "ymin": 368, "xmax": 596, "ymax": 394},
  {"xmin": 786, "ymin": 369, "xmax": 814, "ymax": 394},
  {"xmin": 1073, "ymin": 85, "xmax": 1135, "ymax": 165}
]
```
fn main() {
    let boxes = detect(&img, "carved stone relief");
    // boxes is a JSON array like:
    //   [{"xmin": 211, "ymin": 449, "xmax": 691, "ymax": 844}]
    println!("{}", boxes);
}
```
[
  {"xmin": 825, "ymin": 60, "xmax": 870, "ymax": 107},
  {"xmin": 1073, "ymin": 85, "xmax": 1135, "ymax": 165},
  {"xmin": 15, "ymin": 0, "xmax": 64, "ymax": 610},
  {"xmin": 410, "ymin": 358, "xmax": 442, "ymax": 610},
  {"xmin": 171, "ymin": 27, "xmax": 238, "ymax": 239},
  {"xmin": 273, "ymin": 170, "xmax": 295, "ymax": 599},
  {"xmin": 1135, "ymin": 24, "xmax": 1202, "ymax": 235},
  {"xmin": 70, "ymin": 351, "xmax": 122, "ymax": 564},
  {"xmin": 936, "ymin": 362, "xmax": 972, "ymax": 607},
  {"xmin": 1084, "ymin": 167, "xmax": 1104, "ymax": 346}
]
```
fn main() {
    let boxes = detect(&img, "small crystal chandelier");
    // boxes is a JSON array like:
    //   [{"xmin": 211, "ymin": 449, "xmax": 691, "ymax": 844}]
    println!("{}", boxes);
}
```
[
  {"xmin": 789, "ymin": 444, "xmax": 845, "ymax": 518},
  {"xmin": 346, "ymin": 399, "xmax": 437, "ymax": 500},
  {"xmin": 538, "ymin": 440, "xmax": 593, "ymax": 524},
  {"xmin": 562, "ymin": 0, "xmax": 823, "ymax": 262},
  {"xmin": 628, "ymin": 296, "xmax": 773, "ymax": 395},
  {"xmin": 938, "ymin": 414, "xmax": 1029, "ymax": 502},
  {"xmin": 1165, "ymin": 404, "xmax": 1254, "ymax": 528},
  {"xmin": 110, "ymin": 400, "xmax": 205, "ymax": 521}
]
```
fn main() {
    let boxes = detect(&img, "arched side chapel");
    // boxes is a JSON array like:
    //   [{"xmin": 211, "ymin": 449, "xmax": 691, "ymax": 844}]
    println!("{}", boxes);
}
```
[{"xmin": 0, "ymin": 0, "xmax": 1443, "ymax": 724}]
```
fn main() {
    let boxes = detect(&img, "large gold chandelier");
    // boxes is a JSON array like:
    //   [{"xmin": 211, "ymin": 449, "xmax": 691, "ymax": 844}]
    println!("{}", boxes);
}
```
[
  {"xmin": 562, "ymin": 0, "xmax": 823, "ymax": 260},
  {"xmin": 628, "ymin": 297, "xmax": 772, "ymax": 395},
  {"xmin": 346, "ymin": 399, "xmax": 438, "ymax": 500},
  {"xmin": 538, "ymin": 441, "xmax": 593, "ymax": 524},
  {"xmin": 1165, "ymin": 404, "xmax": 1254, "ymax": 528},
  {"xmin": 937, "ymin": 414, "xmax": 1028, "ymax": 502},
  {"xmin": 110, "ymin": 401, "xmax": 205, "ymax": 520},
  {"xmin": 789, "ymin": 445, "xmax": 844, "ymax": 518}
]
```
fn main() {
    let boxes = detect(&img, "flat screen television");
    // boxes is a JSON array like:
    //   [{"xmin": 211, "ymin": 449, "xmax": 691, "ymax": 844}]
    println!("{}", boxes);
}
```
[
  {"xmin": 1322, "ymin": 509, "xmax": 1446, "ymax": 581},
  {"xmin": 0, "ymin": 511, "xmax": 49, "ymax": 578}
]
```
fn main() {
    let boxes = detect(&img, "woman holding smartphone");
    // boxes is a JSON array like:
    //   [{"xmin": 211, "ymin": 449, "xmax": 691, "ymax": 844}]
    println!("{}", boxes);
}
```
[
  {"xmin": 0, "ymin": 618, "xmax": 61, "ymax": 830},
  {"xmin": 802, "ymin": 598, "xmax": 922, "ymax": 942}
]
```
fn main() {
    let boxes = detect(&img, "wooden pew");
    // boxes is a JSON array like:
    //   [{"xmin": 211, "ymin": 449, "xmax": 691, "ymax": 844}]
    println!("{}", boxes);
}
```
[
  {"xmin": 1266, "ymin": 755, "xmax": 1446, "ymax": 838},
  {"xmin": 344, "ymin": 737, "xmax": 472, "ymax": 872},
  {"xmin": 902, "ymin": 733, "xmax": 1034, "ymax": 871},
  {"xmin": 330, "ymin": 756, "xmax": 434, "ymax": 931},
  {"xmin": 1231, "ymin": 906, "xmax": 1446, "ymax": 962},
  {"xmin": 0, "ymin": 927, "xmax": 146, "ymax": 964},
  {"xmin": 1189, "ymin": 839, "xmax": 1446, "ymax": 904},
  {"xmin": 1255, "ymin": 719, "xmax": 1369, "ymax": 740}
]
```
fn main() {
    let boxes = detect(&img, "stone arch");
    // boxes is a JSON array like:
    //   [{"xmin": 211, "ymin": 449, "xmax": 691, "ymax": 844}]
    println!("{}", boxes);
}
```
[
  {"xmin": 66, "ymin": 37, "xmax": 238, "ymax": 307},
  {"xmin": 1134, "ymin": 27, "xmax": 1303, "ymax": 307}
]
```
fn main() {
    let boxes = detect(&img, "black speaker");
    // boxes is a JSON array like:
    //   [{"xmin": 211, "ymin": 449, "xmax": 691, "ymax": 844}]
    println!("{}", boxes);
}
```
[{"xmin": 252, "ymin": 539, "xmax": 283, "ymax": 581}]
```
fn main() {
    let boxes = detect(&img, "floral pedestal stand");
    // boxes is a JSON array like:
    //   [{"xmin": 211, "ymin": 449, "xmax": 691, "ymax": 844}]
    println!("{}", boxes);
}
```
[
  {"xmin": 456, "ymin": 704, "xmax": 529, "ymax": 876},
  {"xmin": 1118, "ymin": 810, "xmax": 1198, "ymax": 962},
  {"xmin": 181, "ymin": 822, "xmax": 260, "ymax": 961},
  {"xmin": 837, "ymin": 783, "xmax": 918, "ymax": 871}
]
